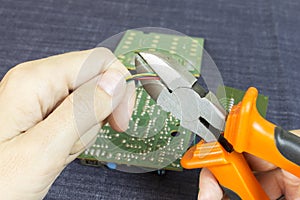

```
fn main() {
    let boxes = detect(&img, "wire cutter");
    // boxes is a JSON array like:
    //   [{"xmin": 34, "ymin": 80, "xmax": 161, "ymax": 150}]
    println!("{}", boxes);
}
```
[{"xmin": 135, "ymin": 51, "xmax": 300, "ymax": 200}]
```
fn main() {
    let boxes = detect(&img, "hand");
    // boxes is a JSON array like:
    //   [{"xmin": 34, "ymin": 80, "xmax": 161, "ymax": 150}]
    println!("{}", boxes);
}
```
[
  {"xmin": 0, "ymin": 48, "xmax": 135, "ymax": 199},
  {"xmin": 198, "ymin": 130, "xmax": 300, "ymax": 200}
]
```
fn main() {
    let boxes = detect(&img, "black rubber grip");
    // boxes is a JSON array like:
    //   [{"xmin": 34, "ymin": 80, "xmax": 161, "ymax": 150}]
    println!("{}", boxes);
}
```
[
  {"xmin": 275, "ymin": 127, "xmax": 300, "ymax": 166},
  {"xmin": 221, "ymin": 186, "xmax": 242, "ymax": 200}
]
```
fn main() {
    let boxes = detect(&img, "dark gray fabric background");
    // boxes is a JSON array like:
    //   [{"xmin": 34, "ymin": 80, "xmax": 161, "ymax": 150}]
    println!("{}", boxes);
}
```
[{"xmin": 0, "ymin": 0, "xmax": 299, "ymax": 199}]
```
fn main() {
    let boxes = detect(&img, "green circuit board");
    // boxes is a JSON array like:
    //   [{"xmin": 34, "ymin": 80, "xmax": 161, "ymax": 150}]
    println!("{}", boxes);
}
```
[
  {"xmin": 217, "ymin": 86, "xmax": 269, "ymax": 117},
  {"xmin": 114, "ymin": 30, "xmax": 204, "ymax": 75},
  {"xmin": 78, "ymin": 30, "xmax": 205, "ymax": 171},
  {"xmin": 79, "ymin": 87, "xmax": 193, "ymax": 170},
  {"xmin": 78, "ymin": 30, "xmax": 269, "ymax": 171}
]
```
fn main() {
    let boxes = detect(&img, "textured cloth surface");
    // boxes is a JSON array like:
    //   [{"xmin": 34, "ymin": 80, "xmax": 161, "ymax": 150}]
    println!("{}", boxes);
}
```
[{"xmin": 0, "ymin": 0, "xmax": 299, "ymax": 199}]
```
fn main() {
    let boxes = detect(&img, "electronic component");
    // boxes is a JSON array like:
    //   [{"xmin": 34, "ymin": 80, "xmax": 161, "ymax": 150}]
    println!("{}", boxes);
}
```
[
  {"xmin": 78, "ymin": 30, "xmax": 269, "ymax": 172},
  {"xmin": 78, "ymin": 30, "xmax": 205, "ymax": 171},
  {"xmin": 217, "ymin": 86, "xmax": 269, "ymax": 117}
]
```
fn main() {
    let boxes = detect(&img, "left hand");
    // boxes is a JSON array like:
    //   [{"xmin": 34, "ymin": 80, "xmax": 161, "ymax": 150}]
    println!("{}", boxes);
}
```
[{"xmin": 0, "ymin": 48, "xmax": 136, "ymax": 199}]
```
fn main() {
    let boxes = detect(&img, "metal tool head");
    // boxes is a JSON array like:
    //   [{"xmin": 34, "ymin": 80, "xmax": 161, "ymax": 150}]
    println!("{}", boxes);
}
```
[
  {"xmin": 135, "ymin": 52, "xmax": 165, "ymax": 101},
  {"xmin": 135, "ymin": 52, "xmax": 197, "ymax": 92},
  {"xmin": 135, "ymin": 51, "xmax": 226, "ymax": 142}
]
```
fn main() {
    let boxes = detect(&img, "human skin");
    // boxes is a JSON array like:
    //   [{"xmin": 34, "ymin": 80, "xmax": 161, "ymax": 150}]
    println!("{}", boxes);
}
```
[
  {"xmin": 198, "ymin": 130, "xmax": 300, "ymax": 200},
  {"xmin": 0, "ymin": 48, "xmax": 136, "ymax": 199},
  {"xmin": 1, "ymin": 47, "xmax": 299, "ymax": 200}
]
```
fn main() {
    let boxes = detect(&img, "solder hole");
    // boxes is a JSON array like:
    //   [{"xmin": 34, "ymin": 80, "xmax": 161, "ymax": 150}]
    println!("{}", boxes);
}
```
[{"xmin": 171, "ymin": 131, "xmax": 180, "ymax": 137}]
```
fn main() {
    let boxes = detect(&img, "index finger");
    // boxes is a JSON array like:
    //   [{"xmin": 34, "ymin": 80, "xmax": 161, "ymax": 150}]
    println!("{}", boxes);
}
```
[
  {"xmin": 0, "ymin": 48, "xmax": 129, "ymax": 142},
  {"xmin": 244, "ymin": 129, "xmax": 300, "ymax": 172}
]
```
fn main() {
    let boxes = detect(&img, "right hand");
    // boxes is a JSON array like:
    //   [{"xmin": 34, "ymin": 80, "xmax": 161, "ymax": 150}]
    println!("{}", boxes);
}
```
[{"xmin": 198, "ymin": 130, "xmax": 300, "ymax": 200}]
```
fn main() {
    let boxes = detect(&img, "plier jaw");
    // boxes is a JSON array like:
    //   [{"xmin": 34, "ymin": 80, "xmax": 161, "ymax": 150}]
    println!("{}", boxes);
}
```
[
  {"xmin": 134, "ymin": 51, "xmax": 300, "ymax": 200},
  {"xmin": 135, "ymin": 51, "xmax": 226, "ymax": 142},
  {"xmin": 134, "ymin": 52, "xmax": 165, "ymax": 101},
  {"xmin": 135, "ymin": 52, "xmax": 198, "ymax": 93}
]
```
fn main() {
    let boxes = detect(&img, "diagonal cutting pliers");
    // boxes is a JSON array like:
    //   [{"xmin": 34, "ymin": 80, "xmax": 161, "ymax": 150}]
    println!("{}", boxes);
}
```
[{"xmin": 134, "ymin": 51, "xmax": 300, "ymax": 200}]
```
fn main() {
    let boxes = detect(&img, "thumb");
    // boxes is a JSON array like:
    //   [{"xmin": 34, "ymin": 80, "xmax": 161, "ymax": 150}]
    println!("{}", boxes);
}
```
[
  {"xmin": 24, "ymin": 69, "xmax": 127, "ymax": 165},
  {"xmin": 198, "ymin": 168, "xmax": 223, "ymax": 200}
]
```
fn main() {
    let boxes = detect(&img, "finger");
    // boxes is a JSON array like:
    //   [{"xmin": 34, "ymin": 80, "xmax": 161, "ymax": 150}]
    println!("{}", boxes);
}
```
[
  {"xmin": 244, "ymin": 130, "xmax": 300, "ymax": 171},
  {"xmin": 281, "ymin": 170, "xmax": 300, "ymax": 199},
  {"xmin": 255, "ymin": 169, "xmax": 283, "ymax": 199},
  {"xmin": 108, "ymin": 80, "xmax": 136, "ymax": 132},
  {"xmin": 25, "ymin": 69, "xmax": 127, "ymax": 161},
  {"xmin": 256, "ymin": 169, "xmax": 300, "ymax": 200},
  {"xmin": 243, "ymin": 153, "xmax": 276, "ymax": 171},
  {"xmin": 66, "ymin": 124, "xmax": 101, "ymax": 164},
  {"xmin": 291, "ymin": 129, "xmax": 300, "ymax": 136},
  {"xmin": 66, "ymin": 138, "xmax": 97, "ymax": 165},
  {"xmin": 0, "ymin": 48, "xmax": 122, "ymax": 142},
  {"xmin": 198, "ymin": 168, "xmax": 223, "ymax": 200},
  {"xmin": 69, "ymin": 124, "xmax": 101, "ymax": 155}
]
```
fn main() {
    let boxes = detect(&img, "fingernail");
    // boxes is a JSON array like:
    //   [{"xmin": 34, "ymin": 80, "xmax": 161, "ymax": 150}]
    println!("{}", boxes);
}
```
[{"xmin": 97, "ymin": 70, "xmax": 126, "ymax": 98}]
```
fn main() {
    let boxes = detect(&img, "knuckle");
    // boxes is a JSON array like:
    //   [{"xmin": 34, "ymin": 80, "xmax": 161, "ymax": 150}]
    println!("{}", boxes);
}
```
[
  {"xmin": 91, "ymin": 47, "xmax": 115, "ymax": 61},
  {"xmin": 95, "ymin": 47, "xmax": 114, "ymax": 56},
  {"xmin": 71, "ymin": 90, "xmax": 96, "ymax": 121},
  {"xmin": 5, "ymin": 63, "xmax": 34, "ymax": 84},
  {"xmin": 94, "ymin": 47, "xmax": 118, "ymax": 66},
  {"xmin": 89, "ymin": 47, "xmax": 129, "ymax": 76}
]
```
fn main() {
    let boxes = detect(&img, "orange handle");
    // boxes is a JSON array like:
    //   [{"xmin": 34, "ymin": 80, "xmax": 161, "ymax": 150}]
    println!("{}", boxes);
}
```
[
  {"xmin": 225, "ymin": 87, "xmax": 300, "ymax": 177},
  {"xmin": 181, "ymin": 141, "xmax": 269, "ymax": 200}
]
